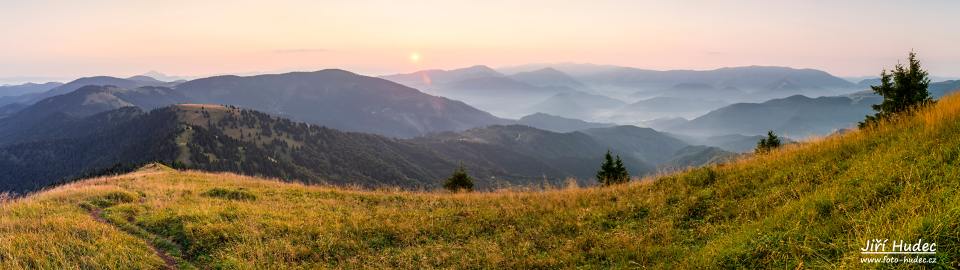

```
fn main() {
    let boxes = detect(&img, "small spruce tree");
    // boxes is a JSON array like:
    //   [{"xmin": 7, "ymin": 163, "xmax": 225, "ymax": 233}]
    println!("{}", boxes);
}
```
[
  {"xmin": 859, "ymin": 51, "xmax": 933, "ymax": 128},
  {"xmin": 596, "ymin": 150, "xmax": 615, "ymax": 184},
  {"xmin": 755, "ymin": 130, "xmax": 782, "ymax": 153},
  {"xmin": 444, "ymin": 164, "xmax": 474, "ymax": 192},
  {"xmin": 596, "ymin": 150, "xmax": 629, "ymax": 185}
]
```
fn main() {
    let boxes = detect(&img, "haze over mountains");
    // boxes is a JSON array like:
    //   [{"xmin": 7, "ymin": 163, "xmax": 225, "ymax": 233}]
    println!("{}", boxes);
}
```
[
  {"xmin": 659, "ymin": 79, "xmax": 960, "ymax": 138},
  {"xmin": 498, "ymin": 63, "xmax": 857, "ymax": 98},
  {"xmin": 665, "ymin": 95, "xmax": 879, "ymax": 137},
  {"xmin": 517, "ymin": 113, "xmax": 614, "ymax": 133},
  {"xmin": 382, "ymin": 65, "xmax": 578, "ymax": 118},
  {"xmin": 382, "ymin": 64, "xmax": 872, "ymax": 126},
  {"xmin": 1, "ymin": 63, "xmax": 958, "ymax": 194}
]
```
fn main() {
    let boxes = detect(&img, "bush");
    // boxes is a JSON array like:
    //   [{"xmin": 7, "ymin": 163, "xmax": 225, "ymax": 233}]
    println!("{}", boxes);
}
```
[{"xmin": 444, "ymin": 164, "xmax": 474, "ymax": 192}]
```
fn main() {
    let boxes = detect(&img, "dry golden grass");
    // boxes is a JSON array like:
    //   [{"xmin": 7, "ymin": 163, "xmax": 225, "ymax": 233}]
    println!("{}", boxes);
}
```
[{"xmin": 2, "ymin": 94, "xmax": 960, "ymax": 268}]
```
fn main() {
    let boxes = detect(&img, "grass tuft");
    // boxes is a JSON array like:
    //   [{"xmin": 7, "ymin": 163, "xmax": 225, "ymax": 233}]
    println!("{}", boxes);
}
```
[{"xmin": 201, "ymin": 188, "xmax": 257, "ymax": 201}]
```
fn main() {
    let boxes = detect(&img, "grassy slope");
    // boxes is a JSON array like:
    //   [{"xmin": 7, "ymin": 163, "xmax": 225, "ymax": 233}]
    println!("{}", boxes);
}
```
[
  {"xmin": 2, "ymin": 94, "xmax": 960, "ymax": 268},
  {"xmin": 177, "ymin": 104, "xmax": 305, "ymax": 148}
]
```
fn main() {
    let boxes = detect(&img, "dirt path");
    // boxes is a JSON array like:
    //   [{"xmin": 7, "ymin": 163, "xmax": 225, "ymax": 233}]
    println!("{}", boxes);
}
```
[{"xmin": 88, "ymin": 208, "xmax": 180, "ymax": 270}]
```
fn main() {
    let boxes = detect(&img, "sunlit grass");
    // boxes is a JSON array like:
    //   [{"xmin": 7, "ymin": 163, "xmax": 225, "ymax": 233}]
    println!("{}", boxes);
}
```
[{"xmin": 2, "ymin": 94, "xmax": 960, "ymax": 268}]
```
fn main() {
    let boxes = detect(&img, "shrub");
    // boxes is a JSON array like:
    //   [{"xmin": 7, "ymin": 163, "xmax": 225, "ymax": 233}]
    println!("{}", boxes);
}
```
[{"xmin": 444, "ymin": 164, "xmax": 474, "ymax": 192}]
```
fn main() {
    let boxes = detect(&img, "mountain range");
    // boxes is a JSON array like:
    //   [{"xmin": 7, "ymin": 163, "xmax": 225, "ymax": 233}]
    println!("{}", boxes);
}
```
[
  {"xmin": 517, "ymin": 113, "xmax": 614, "ymax": 133},
  {"xmin": 0, "ymin": 71, "xmax": 734, "ymax": 193},
  {"xmin": 502, "ymin": 64, "xmax": 858, "ymax": 99},
  {"xmin": 665, "ymin": 94, "xmax": 879, "ymax": 137},
  {"xmin": 656, "ymin": 79, "xmax": 960, "ymax": 138},
  {"xmin": 0, "ymin": 82, "xmax": 63, "ymax": 97},
  {"xmin": 4, "ymin": 64, "xmax": 955, "ymax": 194},
  {"xmin": 173, "ymin": 69, "xmax": 509, "ymax": 138},
  {"xmin": 383, "ymin": 64, "xmax": 864, "ymax": 124},
  {"xmin": 507, "ymin": 67, "xmax": 587, "ymax": 90},
  {"xmin": 0, "ymin": 101, "xmax": 729, "ymax": 193},
  {"xmin": 528, "ymin": 91, "xmax": 627, "ymax": 121},
  {"xmin": 0, "ymin": 70, "xmax": 511, "ymax": 138},
  {"xmin": 0, "ymin": 76, "xmax": 177, "ymax": 108},
  {"xmin": 383, "ymin": 66, "xmax": 579, "ymax": 118},
  {"xmin": 615, "ymin": 96, "xmax": 729, "ymax": 122}
]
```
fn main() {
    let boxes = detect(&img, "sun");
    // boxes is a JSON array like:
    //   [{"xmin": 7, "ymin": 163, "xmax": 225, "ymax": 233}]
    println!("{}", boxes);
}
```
[{"xmin": 409, "ymin": 52, "xmax": 421, "ymax": 64}]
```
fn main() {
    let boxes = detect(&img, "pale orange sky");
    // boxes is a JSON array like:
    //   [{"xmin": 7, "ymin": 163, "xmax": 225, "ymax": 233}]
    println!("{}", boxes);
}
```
[{"xmin": 1, "ymin": 0, "xmax": 959, "ymax": 83}]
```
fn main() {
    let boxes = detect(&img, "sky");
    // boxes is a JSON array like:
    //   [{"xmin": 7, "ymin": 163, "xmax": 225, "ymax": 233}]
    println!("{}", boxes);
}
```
[{"xmin": 1, "ymin": 0, "xmax": 959, "ymax": 83}]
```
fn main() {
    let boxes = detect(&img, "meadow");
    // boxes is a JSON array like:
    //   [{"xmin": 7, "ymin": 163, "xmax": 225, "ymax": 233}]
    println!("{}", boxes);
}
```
[{"xmin": 2, "ymin": 94, "xmax": 960, "ymax": 269}]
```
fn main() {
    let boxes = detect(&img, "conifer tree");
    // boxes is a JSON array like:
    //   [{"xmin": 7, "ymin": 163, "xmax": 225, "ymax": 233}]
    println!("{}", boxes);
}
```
[
  {"xmin": 596, "ymin": 150, "xmax": 629, "ymax": 185},
  {"xmin": 444, "ymin": 163, "xmax": 474, "ymax": 192},
  {"xmin": 755, "ymin": 130, "xmax": 782, "ymax": 153},
  {"xmin": 860, "ymin": 51, "xmax": 933, "ymax": 128}
]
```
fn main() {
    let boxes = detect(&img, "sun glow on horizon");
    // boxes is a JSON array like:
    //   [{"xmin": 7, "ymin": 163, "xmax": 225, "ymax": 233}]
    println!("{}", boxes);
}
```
[{"xmin": 409, "ymin": 52, "xmax": 422, "ymax": 64}]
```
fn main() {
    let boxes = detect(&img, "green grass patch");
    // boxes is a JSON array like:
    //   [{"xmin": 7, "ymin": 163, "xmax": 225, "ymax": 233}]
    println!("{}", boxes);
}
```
[
  {"xmin": 201, "ymin": 187, "xmax": 256, "ymax": 201},
  {"xmin": 88, "ymin": 191, "xmax": 138, "ymax": 208}
]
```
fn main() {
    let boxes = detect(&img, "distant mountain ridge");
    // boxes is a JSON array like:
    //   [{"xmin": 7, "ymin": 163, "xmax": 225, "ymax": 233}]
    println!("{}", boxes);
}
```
[
  {"xmin": 382, "ymin": 66, "xmax": 587, "ymax": 118},
  {"xmin": 385, "ymin": 64, "xmax": 858, "ymax": 123},
  {"xmin": 929, "ymin": 80, "xmax": 960, "ymax": 98},
  {"xmin": 668, "ymin": 94, "xmax": 879, "ymax": 137},
  {"xmin": 0, "ymin": 82, "xmax": 63, "ymax": 98},
  {"xmin": 380, "ymin": 65, "xmax": 506, "ymax": 91},
  {"xmin": 0, "ymin": 76, "xmax": 176, "ymax": 109},
  {"xmin": 528, "ymin": 91, "xmax": 627, "ymax": 121},
  {"xmin": 655, "ymin": 79, "xmax": 960, "ymax": 141},
  {"xmin": 174, "ymin": 69, "xmax": 510, "ymax": 137},
  {"xmin": 504, "ymin": 64, "xmax": 859, "ymax": 105},
  {"xmin": 0, "ymin": 70, "xmax": 512, "ymax": 138},
  {"xmin": 508, "ymin": 67, "xmax": 587, "ymax": 89},
  {"xmin": 616, "ymin": 97, "xmax": 729, "ymax": 122},
  {"xmin": 517, "ymin": 113, "xmax": 614, "ymax": 132},
  {"xmin": 0, "ymin": 85, "xmax": 188, "ymax": 146},
  {"xmin": 554, "ymin": 65, "xmax": 854, "ymax": 90}
]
